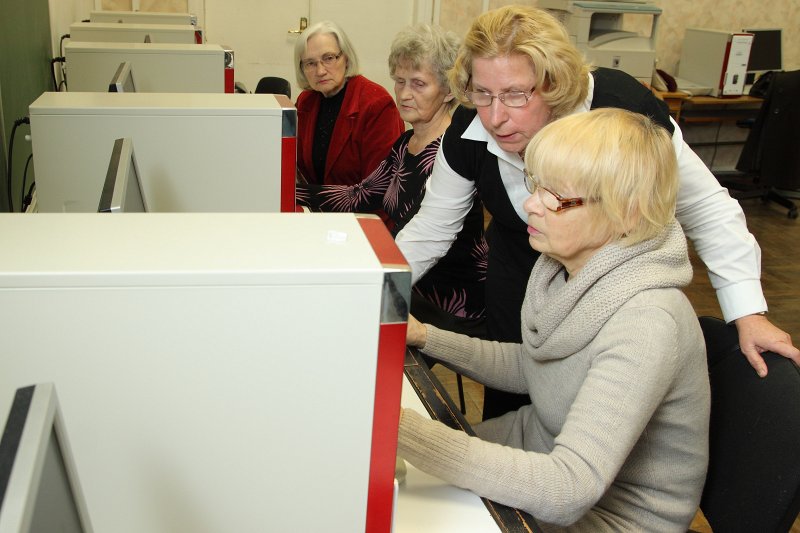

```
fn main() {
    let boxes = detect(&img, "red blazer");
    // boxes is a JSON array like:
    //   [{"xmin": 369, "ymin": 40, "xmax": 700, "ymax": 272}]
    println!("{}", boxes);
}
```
[{"xmin": 296, "ymin": 75, "xmax": 404, "ymax": 186}]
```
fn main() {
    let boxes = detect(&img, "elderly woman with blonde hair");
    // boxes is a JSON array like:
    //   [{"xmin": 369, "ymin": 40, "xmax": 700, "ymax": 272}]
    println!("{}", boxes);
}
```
[{"xmin": 400, "ymin": 108, "xmax": 710, "ymax": 531}]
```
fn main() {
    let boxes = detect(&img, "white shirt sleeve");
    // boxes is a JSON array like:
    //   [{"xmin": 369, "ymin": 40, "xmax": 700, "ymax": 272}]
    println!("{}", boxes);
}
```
[
  {"xmin": 671, "ymin": 118, "xmax": 766, "ymax": 321},
  {"xmin": 395, "ymin": 143, "xmax": 476, "ymax": 284}
]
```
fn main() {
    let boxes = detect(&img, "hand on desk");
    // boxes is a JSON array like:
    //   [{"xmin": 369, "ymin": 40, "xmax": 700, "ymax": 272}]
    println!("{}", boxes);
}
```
[
  {"xmin": 735, "ymin": 314, "xmax": 800, "ymax": 377},
  {"xmin": 395, "ymin": 455, "xmax": 407, "ymax": 484}
]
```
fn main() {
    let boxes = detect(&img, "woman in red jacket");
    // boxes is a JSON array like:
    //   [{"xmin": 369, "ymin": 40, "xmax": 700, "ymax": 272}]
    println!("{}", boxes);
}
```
[{"xmin": 294, "ymin": 20, "xmax": 404, "ymax": 187}]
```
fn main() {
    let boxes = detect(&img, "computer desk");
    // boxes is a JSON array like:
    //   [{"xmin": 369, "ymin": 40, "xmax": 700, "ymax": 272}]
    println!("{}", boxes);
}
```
[
  {"xmin": 652, "ymin": 89, "xmax": 763, "ymax": 123},
  {"xmin": 651, "ymin": 89, "xmax": 764, "ymax": 163},
  {"xmin": 396, "ymin": 348, "xmax": 541, "ymax": 532}
]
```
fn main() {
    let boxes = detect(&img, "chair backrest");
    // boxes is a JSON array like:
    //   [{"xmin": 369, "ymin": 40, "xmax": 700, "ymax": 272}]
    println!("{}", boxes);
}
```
[
  {"xmin": 737, "ymin": 70, "xmax": 800, "ymax": 189},
  {"xmin": 698, "ymin": 316, "xmax": 800, "ymax": 533},
  {"xmin": 254, "ymin": 76, "xmax": 291, "ymax": 98}
]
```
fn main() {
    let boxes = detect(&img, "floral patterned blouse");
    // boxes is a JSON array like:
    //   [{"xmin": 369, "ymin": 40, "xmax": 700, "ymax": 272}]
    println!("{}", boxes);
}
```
[{"xmin": 296, "ymin": 129, "xmax": 487, "ymax": 321}]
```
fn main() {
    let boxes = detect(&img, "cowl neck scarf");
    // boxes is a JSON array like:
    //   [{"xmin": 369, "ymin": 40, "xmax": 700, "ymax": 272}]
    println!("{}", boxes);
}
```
[{"xmin": 522, "ymin": 221, "xmax": 692, "ymax": 360}]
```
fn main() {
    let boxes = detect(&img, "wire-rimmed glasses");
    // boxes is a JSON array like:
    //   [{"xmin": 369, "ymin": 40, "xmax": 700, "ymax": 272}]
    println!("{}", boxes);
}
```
[
  {"xmin": 466, "ymin": 87, "xmax": 536, "ymax": 108},
  {"xmin": 301, "ymin": 51, "xmax": 343, "ymax": 72}
]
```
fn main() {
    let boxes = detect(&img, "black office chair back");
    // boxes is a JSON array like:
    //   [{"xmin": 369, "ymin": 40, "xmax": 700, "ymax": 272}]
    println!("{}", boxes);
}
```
[
  {"xmin": 698, "ymin": 316, "xmax": 800, "ymax": 533},
  {"xmin": 730, "ymin": 69, "xmax": 800, "ymax": 218},
  {"xmin": 254, "ymin": 76, "xmax": 291, "ymax": 98},
  {"xmin": 737, "ymin": 69, "xmax": 800, "ymax": 186}
]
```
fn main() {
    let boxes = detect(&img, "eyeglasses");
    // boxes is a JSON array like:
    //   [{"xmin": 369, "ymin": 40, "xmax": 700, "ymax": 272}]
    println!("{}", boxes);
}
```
[
  {"xmin": 523, "ymin": 169, "xmax": 586, "ymax": 212},
  {"xmin": 466, "ymin": 87, "xmax": 536, "ymax": 108},
  {"xmin": 301, "ymin": 51, "xmax": 343, "ymax": 72}
]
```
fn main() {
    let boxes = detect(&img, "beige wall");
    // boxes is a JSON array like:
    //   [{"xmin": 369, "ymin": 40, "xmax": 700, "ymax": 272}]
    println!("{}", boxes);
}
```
[
  {"xmin": 438, "ymin": 0, "xmax": 799, "ymax": 75},
  {"xmin": 55, "ymin": 0, "xmax": 797, "ymax": 91}
]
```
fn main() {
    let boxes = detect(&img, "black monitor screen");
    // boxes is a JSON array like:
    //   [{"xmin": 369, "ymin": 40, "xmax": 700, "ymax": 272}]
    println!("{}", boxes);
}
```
[{"xmin": 745, "ymin": 28, "xmax": 782, "ymax": 72}]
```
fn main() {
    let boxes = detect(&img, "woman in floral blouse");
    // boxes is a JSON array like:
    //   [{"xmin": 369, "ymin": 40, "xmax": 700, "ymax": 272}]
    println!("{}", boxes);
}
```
[{"xmin": 296, "ymin": 23, "xmax": 487, "ymax": 335}]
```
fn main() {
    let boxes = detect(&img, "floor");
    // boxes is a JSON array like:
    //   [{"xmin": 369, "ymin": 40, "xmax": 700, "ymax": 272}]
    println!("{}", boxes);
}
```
[{"xmin": 429, "ymin": 195, "xmax": 800, "ymax": 532}]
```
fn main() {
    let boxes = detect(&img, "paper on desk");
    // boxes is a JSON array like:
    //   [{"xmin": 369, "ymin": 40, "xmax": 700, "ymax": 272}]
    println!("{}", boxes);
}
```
[{"xmin": 393, "ymin": 377, "xmax": 498, "ymax": 532}]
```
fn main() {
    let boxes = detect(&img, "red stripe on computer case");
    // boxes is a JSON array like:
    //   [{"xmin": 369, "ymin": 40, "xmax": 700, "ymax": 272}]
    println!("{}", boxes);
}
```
[
  {"xmin": 366, "ymin": 321, "xmax": 406, "ymax": 532},
  {"xmin": 224, "ymin": 67, "xmax": 234, "ymax": 93},
  {"xmin": 281, "ymin": 136, "xmax": 296, "ymax": 212},
  {"xmin": 357, "ymin": 217, "xmax": 407, "ymax": 266},
  {"xmin": 359, "ymin": 216, "xmax": 408, "ymax": 531}
]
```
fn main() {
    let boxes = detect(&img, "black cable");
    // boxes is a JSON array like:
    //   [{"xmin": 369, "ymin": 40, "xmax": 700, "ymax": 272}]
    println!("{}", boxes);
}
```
[
  {"xmin": 708, "ymin": 120, "xmax": 723, "ymax": 170},
  {"xmin": 50, "ymin": 59, "xmax": 57, "ymax": 91},
  {"xmin": 20, "ymin": 154, "xmax": 33, "ymax": 212},
  {"xmin": 59, "ymin": 33, "xmax": 69, "ymax": 58},
  {"xmin": 59, "ymin": 34, "xmax": 70, "ymax": 90},
  {"xmin": 22, "ymin": 182, "xmax": 36, "ymax": 213},
  {"xmin": 6, "ymin": 117, "xmax": 30, "ymax": 213},
  {"xmin": 51, "ymin": 57, "xmax": 66, "ymax": 92}
]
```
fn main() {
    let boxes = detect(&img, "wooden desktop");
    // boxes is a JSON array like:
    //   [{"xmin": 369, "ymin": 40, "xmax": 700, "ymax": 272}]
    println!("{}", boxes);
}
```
[{"xmin": 651, "ymin": 89, "xmax": 763, "ymax": 123}]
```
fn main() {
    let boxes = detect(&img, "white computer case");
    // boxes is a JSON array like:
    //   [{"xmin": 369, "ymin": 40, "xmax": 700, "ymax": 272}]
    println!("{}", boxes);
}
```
[{"xmin": 0, "ymin": 212, "xmax": 409, "ymax": 533}]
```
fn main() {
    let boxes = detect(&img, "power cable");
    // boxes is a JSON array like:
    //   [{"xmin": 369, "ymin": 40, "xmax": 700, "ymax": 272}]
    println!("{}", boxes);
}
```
[
  {"xmin": 6, "ymin": 117, "xmax": 31, "ymax": 212},
  {"xmin": 20, "ymin": 153, "xmax": 33, "ymax": 212}
]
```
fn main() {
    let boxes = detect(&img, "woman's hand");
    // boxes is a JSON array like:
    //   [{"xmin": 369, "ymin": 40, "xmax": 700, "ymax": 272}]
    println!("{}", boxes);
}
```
[
  {"xmin": 406, "ymin": 314, "xmax": 428, "ymax": 348},
  {"xmin": 735, "ymin": 314, "xmax": 800, "ymax": 377}
]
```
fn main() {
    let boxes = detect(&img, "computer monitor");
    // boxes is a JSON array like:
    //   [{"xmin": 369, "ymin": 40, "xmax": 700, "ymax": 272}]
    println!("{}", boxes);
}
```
[
  {"xmin": 108, "ymin": 61, "xmax": 136, "ymax": 93},
  {"xmin": 0, "ymin": 383, "xmax": 93, "ymax": 533},
  {"xmin": 744, "ymin": 28, "xmax": 782, "ymax": 84},
  {"xmin": 98, "ymin": 138, "xmax": 148, "ymax": 213}
]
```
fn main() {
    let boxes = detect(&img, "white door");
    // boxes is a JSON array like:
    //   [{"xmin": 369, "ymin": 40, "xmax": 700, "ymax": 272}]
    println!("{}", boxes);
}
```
[
  {"xmin": 203, "ymin": 0, "xmax": 308, "ymax": 97},
  {"xmin": 201, "ymin": 0, "xmax": 427, "ymax": 99}
]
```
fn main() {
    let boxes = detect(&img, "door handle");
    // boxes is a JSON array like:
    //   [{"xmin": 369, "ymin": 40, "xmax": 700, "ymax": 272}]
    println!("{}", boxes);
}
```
[{"xmin": 288, "ymin": 17, "xmax": 308, "ymax": 34}]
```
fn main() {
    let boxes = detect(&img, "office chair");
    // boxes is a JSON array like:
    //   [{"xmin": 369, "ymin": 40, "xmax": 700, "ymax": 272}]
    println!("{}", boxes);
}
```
[
  {"xmin": 698, "ymin": 316, "xmax": 800, "ymax": 533},
  {"xmin": 717, "ymin": 70, "xmax": 800, "ymax": 219},
  {"xmin": 254, "ymin": 76, "xmax": 291, "ymax": 99}
]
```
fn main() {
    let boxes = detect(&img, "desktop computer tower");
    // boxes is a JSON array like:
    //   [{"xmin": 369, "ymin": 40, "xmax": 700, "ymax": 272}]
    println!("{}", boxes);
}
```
[
  {"xmin": 69, "ymin": 22, "xmax": 198, "ymax": 45},
  {"xmin": 29, "ymin": 92, "xmax": 296, "ymax": 213},
  {"xmin": 89, "ymin": 10, "xmax": 196, "ymax": 25},
  {"xmin": 65, "ymin": 42, "xmax": 227, "ymax": 93},
  {"xmin": 0, "ymin": 212, "xmax": 410, "ymax": 533},
  {"xmin": 678, "ymin": 28, "xmax": 753, "ymax": 97}
]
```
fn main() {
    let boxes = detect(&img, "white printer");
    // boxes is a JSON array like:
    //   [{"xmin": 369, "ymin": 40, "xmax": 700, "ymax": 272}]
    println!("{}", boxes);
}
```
[{"xmin": 540, "ymin": 0, "xmax": 661, "ymax": 83}]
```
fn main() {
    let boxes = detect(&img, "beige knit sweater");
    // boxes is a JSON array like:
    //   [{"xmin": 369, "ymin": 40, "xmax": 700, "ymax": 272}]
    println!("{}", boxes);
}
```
[{"xmin": 398, "ymin": 221, "xmax": 710, "ymax": 531}]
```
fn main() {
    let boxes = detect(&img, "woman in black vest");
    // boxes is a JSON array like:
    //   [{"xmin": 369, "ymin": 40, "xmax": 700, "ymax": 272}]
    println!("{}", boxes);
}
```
[{"xmin": 396, "ymin": 5, "xmax": 799, "ymax": 419}]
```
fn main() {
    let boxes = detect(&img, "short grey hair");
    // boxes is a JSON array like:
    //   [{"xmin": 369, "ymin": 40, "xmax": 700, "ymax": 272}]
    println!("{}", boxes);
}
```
[
  {"xmin": 294, "ymin": 20, "xmax": 360, "ymax": 90},
  {"xmin": 388, "ymin": 23, "xmax": 460, "ymax": 91}
]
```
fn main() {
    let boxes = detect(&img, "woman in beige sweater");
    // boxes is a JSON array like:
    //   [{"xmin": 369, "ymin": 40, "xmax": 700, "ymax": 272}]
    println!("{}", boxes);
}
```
[{"xmin": 399, "ymin": 108, "xmax": 710, "ymax": 531}]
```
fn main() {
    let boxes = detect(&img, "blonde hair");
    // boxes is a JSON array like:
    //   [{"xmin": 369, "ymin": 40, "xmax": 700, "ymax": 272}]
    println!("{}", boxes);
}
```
[
  {"xmin": 524, "ymin": 108, "xmax": 678, "ymax": 245},
  {"xmin": 294, "ymin": 20, "xmax": 360, "ymax": 90},
  {"xmin": 448, "ymin": 5, "xmax": 591, "ymax": 120}
]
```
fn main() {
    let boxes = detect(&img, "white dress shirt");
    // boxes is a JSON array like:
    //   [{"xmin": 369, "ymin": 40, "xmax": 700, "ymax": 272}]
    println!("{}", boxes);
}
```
[{"xmin": 396, "ymin": 74, "xmax": 766, "ymax": 323}]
